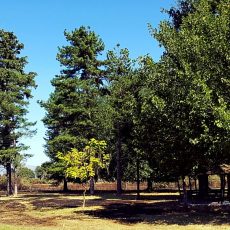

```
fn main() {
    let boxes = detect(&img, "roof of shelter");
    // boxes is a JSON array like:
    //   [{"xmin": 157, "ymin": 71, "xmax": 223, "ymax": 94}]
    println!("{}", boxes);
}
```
[{"xmin": 206, "ymin": 164, "xmax": 230, "ymax": 175}]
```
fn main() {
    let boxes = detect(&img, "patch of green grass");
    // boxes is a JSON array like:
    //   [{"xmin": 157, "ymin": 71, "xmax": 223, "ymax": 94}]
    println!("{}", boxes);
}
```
[{"xmin": 0, "ymin": 191, "xmax": 229, "ymax": 230}]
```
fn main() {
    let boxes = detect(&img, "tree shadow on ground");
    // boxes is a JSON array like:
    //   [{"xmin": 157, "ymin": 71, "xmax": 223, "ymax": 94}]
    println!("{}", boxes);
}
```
[
  {"xmin": 26, "ymin": 193, "xmax": 104, "ymax": 210},
  {"xmin": 23, "ymin": 191, "xmax": 177, "ymax": 210},
  {"xmin": 0, "ymin": 199, "xmax": 57, "ymax": 227},
  {"xmin": 79, "ymin": 200, "xmax": 230, "ymax": 226},
  {"xmin": 4, "ymin": 191, "xmax": 230, "ymax": 226},
  {"xmin": 0, "ymin": 200, "xmax": 27, "ymax": 212}
]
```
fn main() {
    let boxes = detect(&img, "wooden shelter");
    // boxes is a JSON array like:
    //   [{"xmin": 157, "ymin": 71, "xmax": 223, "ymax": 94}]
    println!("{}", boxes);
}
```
[
  {"xmin": 207, "ymin": 164, "xmax": 230, "ymax": 200},
  {"xmin": 178, "ymin": 164, "xmax": 230, "ymax": 203}
]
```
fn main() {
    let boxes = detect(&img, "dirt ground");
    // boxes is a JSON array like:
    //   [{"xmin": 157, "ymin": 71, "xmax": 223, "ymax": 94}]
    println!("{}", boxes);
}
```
[{"xmin": 0, "ymin": 191, "xmax": 230, "ymax": 230}]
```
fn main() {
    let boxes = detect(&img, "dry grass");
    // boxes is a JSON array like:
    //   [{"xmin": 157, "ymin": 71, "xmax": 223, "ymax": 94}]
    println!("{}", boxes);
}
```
[{"xmin": 0, "ymin": 191, "xmax": 229, "ymax": 230}]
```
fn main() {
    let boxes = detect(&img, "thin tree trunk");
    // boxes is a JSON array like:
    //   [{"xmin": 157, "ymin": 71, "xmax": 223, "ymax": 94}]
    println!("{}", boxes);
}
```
[
  {"xmin": 14, "ymin": 168, "xmax": 18, "ymax": 197},
  {"xmin": 13, "ymin": 139, "xmax": 18, "ymax": 197},
  {"xmin": 63, "ymin": 177, "xmax": 68, "ymax": 192},
  {"xmin": 116, "ymin": 126, "xmax": 122, "ymax": 195},
  {"xmin": 220, "ymin": 174, "xmax": 225, "ymax": 203},
  {"xmin": 177, "ymin": 178, "xmax": 181, "ymax": 196},
  {"xmin": 147, "ymin": 178, "xmax": 153, "ymax": 192},
  {"xmin": 182, "ymin": 176, "xmax": 188, "ymax": 207},
  {"xmin": 6, "ymin": 162, "xmax": 13, "ymax": 196},
  {"xmin": 189, "ymin": 176, "xmax": 192, "ymax": 191},
  {"xmin": 188, "ymin": 176, "xmax": 192, "ymax": 199},
  {"xmin": 89, "ymin": 176, "xmax": 94, "ymax": 195},
  {"xmin": 136, "ymin": 157, "xmax": 140, "ymax": 200},
  {"xmin": 82, "ymin": 183, "xmax": 87, "ymax": 208},
  {"xmin": 194, "ymin": 177, "xmax": 198, "ymax": 194},
  {"xmin": 227, "ymin": 174, "xmax": 230, "ymax": 199}
]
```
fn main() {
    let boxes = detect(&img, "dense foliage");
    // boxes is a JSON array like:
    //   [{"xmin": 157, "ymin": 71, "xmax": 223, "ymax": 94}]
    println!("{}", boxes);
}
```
[
  {"xmin": 0, "ymin": 29, "xmax": 36, "ymax": 195},
  {"xmin": 0, "ymin": 0, "xmax": 228, "ymax": 197},
  {"xmin": 39, "ymin": 0, "xmax": 229, "ymax": 195}
]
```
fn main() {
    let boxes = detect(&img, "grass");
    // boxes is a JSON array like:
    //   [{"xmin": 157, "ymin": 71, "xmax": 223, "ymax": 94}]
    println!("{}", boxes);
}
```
[{"xmin": 0, "ymin": 191, "xmax": 229, "ymax": 230}]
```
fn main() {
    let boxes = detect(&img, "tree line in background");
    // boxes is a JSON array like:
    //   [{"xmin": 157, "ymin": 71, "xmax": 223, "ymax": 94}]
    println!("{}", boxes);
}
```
[{"xmin": 0, "ymin": 0, "xmax": 229, "ymax": 198}]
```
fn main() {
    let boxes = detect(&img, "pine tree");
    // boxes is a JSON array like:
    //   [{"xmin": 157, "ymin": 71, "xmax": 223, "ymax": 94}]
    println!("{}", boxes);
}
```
[
  {"xmin": 0, "ymin": 29, "xmax": 36, "ymax": 195},
  {"xmin": 41, "ymin": 26, "xmax": 106, "ymax": 192}
]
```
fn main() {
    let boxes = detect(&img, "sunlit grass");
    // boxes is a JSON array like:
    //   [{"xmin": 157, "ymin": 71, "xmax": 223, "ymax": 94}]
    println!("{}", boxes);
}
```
[{"xmin": 0, "ymin": 191, "xmax": 229, "ymax": 230}]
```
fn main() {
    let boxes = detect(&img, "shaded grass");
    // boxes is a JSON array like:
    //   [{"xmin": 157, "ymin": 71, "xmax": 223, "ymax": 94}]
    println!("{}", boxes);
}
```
[{"xmin": 0, "ymin": 191, "xmax": 229, "ymax": 229}]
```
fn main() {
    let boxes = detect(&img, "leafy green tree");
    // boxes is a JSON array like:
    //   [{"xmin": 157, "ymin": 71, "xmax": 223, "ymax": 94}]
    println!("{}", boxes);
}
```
[
  {"xmin": 0, "ymin": 29, "xmax": 36, "ymax": 195},
  {"xmin": 106, "ymin": 46, "xmax": 136, "ymax": 194},
  {"xmin": 35, "ymin": 165, "xmax": 48, "ymax": 180},
  {"xmin": 18, "ymin": 166, "xmax": 35, "ymax": 179},
  {"xmin": 146, "ymin": 0, "xmax": 230, "ymax": 198},
  {"xmin": 57, "ymin": 138, "xmax": 109, "ymax": 207},
  {"xmin": 40, "ymin": 26, "xmax": 106, "ymax": 192},
  {"xmin": 106, "ymin": 48, "xmax": 156, "ymax": 197}
]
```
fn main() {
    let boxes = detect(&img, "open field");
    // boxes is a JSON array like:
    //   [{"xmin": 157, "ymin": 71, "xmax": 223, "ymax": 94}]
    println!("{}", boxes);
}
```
[{"xmin": 0, "ymin": 191, "xmax": 230, "ymax": 230}]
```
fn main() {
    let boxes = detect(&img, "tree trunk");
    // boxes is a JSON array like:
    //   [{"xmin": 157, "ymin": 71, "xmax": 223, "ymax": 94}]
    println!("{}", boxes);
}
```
[
  {"xmin": 89, "ymin": 177, "xmax": 94, "ymax": 195},
  {"xmin": 14, "ymin": 168, "xmax": 18, "ymax": 197},
  {"xmin": 194, "ymin": 177, "xmax": 198, "ymax": 194},
  {"xmin": 136, "ymin": 157, "xmax": 140, "ymax": 200},
  {"xmin": 220, "ymin": 174, "xmax": 225, "ymax": 203},
  {"xmin": 182, "ymin": 176, "xmax": 188, "ymax": 207},
  {"xmin": 227, "ymin": 174, "xmax": 230, "ymax": 199},
  {"xmin": 189, "ymin": 176, "xmax": 192, "ymax": 191},
  {"xmin": 6, "ymin": 162, "xmax": 13, "ymax": 196},
  {"xmin": 147, "ymin": 178, "xmax": 153, "ymax": 192},
  {"xmin": 177, "ymin": 178, "xmax": 182, "ymax": 196},
  {"xmin": 116, "ymin": 127, "xmax": 122, "ymax": 195},
  {"xmin": 63, "ymin": 177, "xmax": 68, "ymax": 192},
  {"xmin": 82, "ymin": 183, "xmax": 87, "ymax": 208},
  {"xmin": 198, "ymin": 174, "xmax": 209, "ymax": 198}
]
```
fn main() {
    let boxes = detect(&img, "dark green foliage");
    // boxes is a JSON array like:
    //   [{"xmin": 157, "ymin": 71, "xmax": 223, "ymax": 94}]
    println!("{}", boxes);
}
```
[
  {"xmin": 40, "ymin": 27, "xmax": 106, "ymax": 185},
  {"xmin": 40, "ymin": 0, "xmax": 229, "ymax": 191},
  {"xmin": 0, "ymin": 30, "xmax": 36, "ymax": 160},
  {"xmin": 0, "ymin": 29, "xmax": 36, "ymax": 194},
  {"xmin": 57, "ymin": 26, "xmax": 105, "ymax": 82},
  {"xmin": 35, "ymin": 164, "xmax": 50, "ymax": 180},
  {"xmin": 145, "ymin": 0, "xmax": 230, "ymax": 178}
]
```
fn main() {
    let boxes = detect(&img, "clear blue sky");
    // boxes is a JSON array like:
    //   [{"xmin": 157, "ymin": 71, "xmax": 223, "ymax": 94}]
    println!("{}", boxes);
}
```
[{"xmin": 1, "ymin": 0, "xmax": 175, "ymax": 167}]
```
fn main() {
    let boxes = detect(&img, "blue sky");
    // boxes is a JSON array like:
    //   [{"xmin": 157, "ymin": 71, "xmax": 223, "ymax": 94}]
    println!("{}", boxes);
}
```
[{"xmin": 1, "ymin": 0, "xmax": 174, "ymax": 167}]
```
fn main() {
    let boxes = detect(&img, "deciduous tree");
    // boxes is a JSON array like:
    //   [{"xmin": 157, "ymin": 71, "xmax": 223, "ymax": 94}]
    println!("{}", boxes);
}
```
[{"xmin": 57, "ymin": 138, "xmax": 109, "ymax": 207}]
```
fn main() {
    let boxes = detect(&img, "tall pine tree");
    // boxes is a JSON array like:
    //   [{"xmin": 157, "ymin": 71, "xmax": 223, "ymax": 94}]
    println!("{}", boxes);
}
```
[
  {"xmin": 41, "ymin": 26, "xmax": 106, "ymax": 191},
  {"xmin": 0, "ymin": 29, "xmax": 36, "ymax": 195}
]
